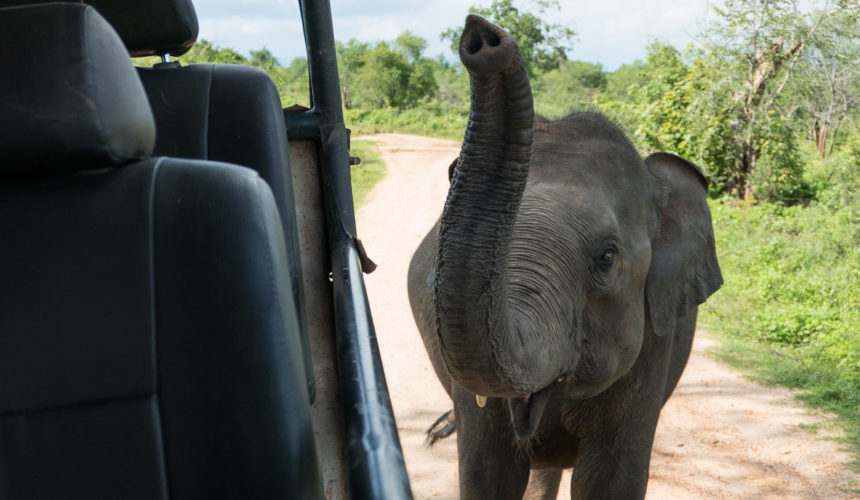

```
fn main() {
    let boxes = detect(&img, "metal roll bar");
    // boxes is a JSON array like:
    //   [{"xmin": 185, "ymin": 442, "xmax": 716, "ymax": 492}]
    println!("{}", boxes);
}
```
[{"xmin": 287, "ymin": 1, "xmax": 414, "ymax": 497}]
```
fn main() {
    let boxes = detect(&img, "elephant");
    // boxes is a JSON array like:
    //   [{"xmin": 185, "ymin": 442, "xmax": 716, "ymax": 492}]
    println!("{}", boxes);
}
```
[{"xmin": 406, "ymin": 14, "xmax": 723, "ymax": 500}]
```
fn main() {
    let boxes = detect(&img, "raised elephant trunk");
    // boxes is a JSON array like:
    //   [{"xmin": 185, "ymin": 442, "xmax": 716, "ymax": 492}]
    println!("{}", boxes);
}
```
[{"xmin": 435, "ymin": 15, "xmax": 566, "ymax": 397}]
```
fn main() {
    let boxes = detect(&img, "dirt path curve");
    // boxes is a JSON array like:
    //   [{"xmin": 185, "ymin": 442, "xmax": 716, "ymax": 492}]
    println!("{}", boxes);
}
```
[{"xmin": 354, "ymin": 133, "xmax": 859, "ymax": 499}]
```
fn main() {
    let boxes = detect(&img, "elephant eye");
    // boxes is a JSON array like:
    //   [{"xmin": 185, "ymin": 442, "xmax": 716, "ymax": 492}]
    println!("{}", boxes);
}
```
[{"xmin": 594, "ymin": 244, "xmax": 617, "ymax": 268}]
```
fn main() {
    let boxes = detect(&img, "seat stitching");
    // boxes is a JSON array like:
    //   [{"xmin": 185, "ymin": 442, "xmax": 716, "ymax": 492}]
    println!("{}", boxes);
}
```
[
  {"xmin": 149, "ymin": 157, "xmax": 171, "ymax": 498},
  {"xmin": 0, "ymin": 391, "xmax": 155, "ymax": 417},
  {"xmin": 204, "ymin": 64, "xmax": 214, "ymax": 159},
  {"xmin": 255, "ymin": 176, "xmax": 284, "ymax": 316}
]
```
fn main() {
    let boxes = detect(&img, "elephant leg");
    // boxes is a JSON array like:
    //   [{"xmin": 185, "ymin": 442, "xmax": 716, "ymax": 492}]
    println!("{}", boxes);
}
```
[
  {"xmin": 569, "ymin": 410, "xmax": 661, "ymax": 500},
  {"xmin": 524, "ymin": 469, "xmax": 562, "ymax": 500},
  {"xmin": 453, "ymin": 383, "xmax": 530, "ymax": 500}
]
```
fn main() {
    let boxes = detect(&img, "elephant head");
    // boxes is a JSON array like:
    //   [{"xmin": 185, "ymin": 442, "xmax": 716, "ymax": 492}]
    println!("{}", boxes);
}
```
[{"xmin": 432, "ymin": 15, "xmax": 722, "ymax": 439}]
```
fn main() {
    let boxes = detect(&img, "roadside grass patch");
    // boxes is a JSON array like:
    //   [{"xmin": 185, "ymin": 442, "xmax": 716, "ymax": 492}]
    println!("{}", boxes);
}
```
[
  {"xmin": 710, "ymin": 333, "xmax": 860, "ymax": 476},
  {"xmin": 350, "ymin": 139, "xmax": 386, "ymax": 206},
  {"xmin": 344, "ymin": 104, "xmax": 468, "ymax": 141},
  {"xmin": 701, "ymin": 196, "xmax": 860, "ymax": 470}
]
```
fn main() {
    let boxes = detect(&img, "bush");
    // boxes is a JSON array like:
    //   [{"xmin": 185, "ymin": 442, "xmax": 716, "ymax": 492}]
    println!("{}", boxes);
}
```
[
  {"xmin": 752, "ymin": 114, "xmax": 813, "ymax": 203},
  {"xmin": 804, "ymin": 135, "xmax": 860, "ymax": 211}
]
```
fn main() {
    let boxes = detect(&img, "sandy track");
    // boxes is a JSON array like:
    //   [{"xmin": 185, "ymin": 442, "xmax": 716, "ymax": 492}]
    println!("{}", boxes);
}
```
[{"xmin": 354, "ymin": 133, "xmax": 859, "ymax": 499}]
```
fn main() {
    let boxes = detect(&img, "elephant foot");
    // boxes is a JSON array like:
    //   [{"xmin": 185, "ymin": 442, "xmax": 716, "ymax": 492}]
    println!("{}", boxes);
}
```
[{"xmin": 426, "ymin": 409, "xmax": 456, "ymax": 446}]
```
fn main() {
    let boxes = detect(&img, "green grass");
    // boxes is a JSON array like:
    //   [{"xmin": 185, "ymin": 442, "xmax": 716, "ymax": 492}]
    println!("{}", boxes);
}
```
[
  {"xmin": 344, "ymin": 103, "xmax": 467, "ymax": 141},
  {"xmin": 349, "ymin": 139, "xmax": 387, "ymax": 206},
  {"xmin": 700, "ymin": 195, "xmax": 860, "ymax": 469}
]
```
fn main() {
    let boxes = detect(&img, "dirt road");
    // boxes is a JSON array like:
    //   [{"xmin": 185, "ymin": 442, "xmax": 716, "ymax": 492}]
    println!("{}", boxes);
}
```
[{"xmin": 354, "ymin": 133, "xmax": 859, "ymax": 499}]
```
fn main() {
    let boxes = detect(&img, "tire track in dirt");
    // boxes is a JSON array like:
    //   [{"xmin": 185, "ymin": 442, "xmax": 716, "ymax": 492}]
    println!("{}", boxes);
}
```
[{"xmin": 354, "ymin": 133, "xmax": 859, "ymax": 499}]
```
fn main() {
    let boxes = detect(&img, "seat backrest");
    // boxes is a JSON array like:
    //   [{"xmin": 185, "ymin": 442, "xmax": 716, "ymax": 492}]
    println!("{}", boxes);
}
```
[
  {"xmin": 131, "ymin": 0, "xmax": 314, "ymax": 400},
  {"xmin": 0, "ymin": 4, "xmax": 321, "ymax": 498},
  {"xmin": 134, "ymin": 66, "xmax": 312, "ymax": 382}
]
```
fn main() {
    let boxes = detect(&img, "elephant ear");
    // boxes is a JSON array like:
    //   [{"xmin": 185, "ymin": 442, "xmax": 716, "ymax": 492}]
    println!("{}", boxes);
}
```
[
  {"xmin": 644, "ymin": 152, "xmax": 723, "ymax": 337},
  {"xmin": 448, "ymin": 157, "xmax": 458, "ymax": 182}
]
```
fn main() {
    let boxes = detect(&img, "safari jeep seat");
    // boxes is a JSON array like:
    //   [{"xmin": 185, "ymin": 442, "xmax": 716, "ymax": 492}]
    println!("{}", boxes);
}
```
[
  {"xmin": 128, "ymin": 0, "xmax": 315, "ymax": 400},
  {"xmin": 0, "ymin": 3, "xmax": 321, "ymax": 498}
]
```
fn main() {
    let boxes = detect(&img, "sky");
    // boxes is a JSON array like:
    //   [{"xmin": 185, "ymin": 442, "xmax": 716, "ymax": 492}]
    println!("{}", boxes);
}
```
[{"xmin": 192, "ymin": 0, "xmax": 712, "ymax": 71}]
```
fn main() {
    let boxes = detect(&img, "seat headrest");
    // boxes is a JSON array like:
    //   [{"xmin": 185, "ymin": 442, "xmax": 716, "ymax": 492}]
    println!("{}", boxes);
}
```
[
  {"xmin": 0, "ymin": 3, "xmax": 156, "ymax": 175},
  {"xmin": 0, "ymin": 0, "xmax": 198, "ymax": 57}
]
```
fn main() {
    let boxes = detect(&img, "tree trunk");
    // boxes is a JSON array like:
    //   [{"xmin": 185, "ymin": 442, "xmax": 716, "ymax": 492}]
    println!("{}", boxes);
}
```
[{"xmin": 816, "ymin": 123, "xmax": 829, "ymax": 157}]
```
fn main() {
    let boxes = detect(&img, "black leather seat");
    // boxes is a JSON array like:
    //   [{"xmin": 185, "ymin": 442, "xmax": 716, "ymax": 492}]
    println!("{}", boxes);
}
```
[
  {"xmin": 135, "ymin": 62, "xmax": 317, "ymax": 398},
  {"xmin": 0, "ymin": 3, "xmax": 321, "ymax": 498},
  {"xmin": 130, "ymin": 0, "xmax": 314, "ymax": 400}
]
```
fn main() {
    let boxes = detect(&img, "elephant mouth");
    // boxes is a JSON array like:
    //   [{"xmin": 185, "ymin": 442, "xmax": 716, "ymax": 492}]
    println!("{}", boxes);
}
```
[{"xmin": 507, "ymin": 384, "xmax": 553, "ymax": 440}]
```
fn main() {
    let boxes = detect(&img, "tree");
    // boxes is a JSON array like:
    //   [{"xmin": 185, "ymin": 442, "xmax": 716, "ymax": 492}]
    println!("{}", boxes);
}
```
[
  {"xmin": 180, "ymin": 39, "xmax": 248, "ymax": 65},
  {"xmin": 250, "ymin": 48, "xmax": 277, "ymax": 67},
  {"xmin": 393, "ymin": 33, "xmax": 438, "ymax": 107},
  {"xmin": 431, "ymin": 56, "xmax": 470, "ymax": 108},
  {"xmin": 532, "ymin": 60, "xmax": 606, "ymax": 118},
  {"xmin": 606, "ymin": 42, "xmax": 741, "ymax": 197},
  {"xmin": 626, "ymin": 43, "xmax": 733, "ymax": 182},
  {"xmin": 336, "ymin": 34, "xmax": 438, "ymax": 109},
  {"xmin": 272, "ymin": 57, "xmax": 310, "ymax": 107},
  {"xmin": 336, "ymin": 40, "xmax": 370, "ymax": 109},
  {"xmin": 793, "ymin": 10, "xmax": 860, "ymax": 156},
  {"xmin": 700, "ymin": 0, "xmax": 853, "ymax": 198},
  {"xmin": 356, "ymin": 42, "xmax": 412, "ymax": 107},
  {"xmin": 441, "ymin": 0, "xmax": 575, "ymax": 77},
  {"xmin": 604, "ymin": 61, "xmax": 646, "ymax": 103},
  {"xmin": 395, "ymin": 31, "xmax": 428, "ymax": 63}
]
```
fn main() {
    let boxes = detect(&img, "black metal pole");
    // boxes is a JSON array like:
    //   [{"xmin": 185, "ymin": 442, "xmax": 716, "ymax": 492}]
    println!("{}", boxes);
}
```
[{"xmin": 295, "ymin": 1, "xmax": 413, "ymax": 498}]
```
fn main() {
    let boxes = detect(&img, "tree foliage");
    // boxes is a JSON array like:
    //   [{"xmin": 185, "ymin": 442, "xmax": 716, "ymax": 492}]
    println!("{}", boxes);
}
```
[
  {"xmin": 336, "ymin": 34, "xmax": 438, "ymax": 109},
  {"xmin": 700, "ymin": 0, "xmax": 809, "ymax": 198},
  {"xmin": 791, "ymin": 10, "xmax": 860, "ymax": 157},
  {"xmin": 532, "ymin": 60, "xmax": 606, "ymax": 118},
  {"xmin": 604, "ymin": 1, "xmax": 860, "ymax": 202}
]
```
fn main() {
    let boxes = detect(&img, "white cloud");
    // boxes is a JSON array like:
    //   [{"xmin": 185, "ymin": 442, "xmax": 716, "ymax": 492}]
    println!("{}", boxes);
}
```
[
  {"xmin": 336, "ymin": 15, "xmax": 401, "ymax": 42},
  {"xmin": 193, "ymin": 0, "xmax": 711, "ymax": 69},
  {"xmin": 197, "ymin": 16, "xmax": 305, "ymax": 62}
]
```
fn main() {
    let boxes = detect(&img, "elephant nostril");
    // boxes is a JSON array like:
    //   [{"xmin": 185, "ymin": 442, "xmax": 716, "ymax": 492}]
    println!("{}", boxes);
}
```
[
  {"xmin": 466, "ymin": 30, "xmax": 483, "ymax": 55},
  {"xmin": 485, "ymin": 31, "xmax": 501, "ymax": 47}
]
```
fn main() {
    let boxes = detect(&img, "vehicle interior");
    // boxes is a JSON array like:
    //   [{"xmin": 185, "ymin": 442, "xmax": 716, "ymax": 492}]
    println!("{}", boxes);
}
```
[{"xmin": 0, "ymin": 0, "xmax": 412, "ymax": 498}]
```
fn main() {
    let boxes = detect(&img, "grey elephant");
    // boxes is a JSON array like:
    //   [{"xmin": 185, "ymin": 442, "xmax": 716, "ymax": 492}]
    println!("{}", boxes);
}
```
[{"xmin": 407, "ymin": 15, "xmax": 722, "ymax": 500}]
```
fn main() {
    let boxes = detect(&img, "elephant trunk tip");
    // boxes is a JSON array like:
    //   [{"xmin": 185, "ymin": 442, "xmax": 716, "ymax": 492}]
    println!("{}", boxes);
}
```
[{"xmin": 459, "ymin": 14, "xmax": 516, "ymax": 75}]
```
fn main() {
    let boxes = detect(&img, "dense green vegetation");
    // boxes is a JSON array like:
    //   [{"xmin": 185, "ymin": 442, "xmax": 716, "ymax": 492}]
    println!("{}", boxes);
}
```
[
  {"xmin": 701, "ymin": 143, "xmax": 860, "ymax": 463},
  {"xmin": 343, "ymin": 104, "xmax": 466, "ymax": 140},
  {"xmin": 149, "ymin": 0, "xmax": 859, "ymax": 461}
]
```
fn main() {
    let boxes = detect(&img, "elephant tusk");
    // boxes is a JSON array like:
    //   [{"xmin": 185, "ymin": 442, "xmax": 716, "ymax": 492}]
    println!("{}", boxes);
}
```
[{"xmin": 476, "ymin": 394, "xmax": 488, "ymax": 408}]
